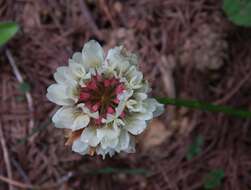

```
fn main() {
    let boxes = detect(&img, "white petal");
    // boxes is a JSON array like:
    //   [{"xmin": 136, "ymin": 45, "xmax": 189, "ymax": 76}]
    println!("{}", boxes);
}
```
[
  {"xmin": 125, "ymin": 119, "xmax": 147, "ymax": 135},
  {"xmin": 133, "ymin": 92, "xmax": 147, "ymax": 101},
  {"xmin": 53, "ymin": 66, "xmax": 67, "ymax": 84},
  {"xmin": 137, "ymin": 81, "xmax": 151, "ymax": 94},
  {"xmin": 106, "ymin": 46, "xmax": 122, "ymax": 65},
  {"xmin": 82, "ymin": 40, "xmax": 104, "ymax": 69},
  {"xmin": 72, "ymin": 138, "xmax": 89, "ymax": 155},
  {"xmin": 124, "ymin": 65, "xmax": 137, "ymax": 78},
  {"xmin": 72, "ymin": 114, "xmax": 90, "ymax": 131},
  {"xmin": 153, "ymin": 101, "xmax": 165, "ymax": 117},
  {"xmin": 126, "ymin": 99, "xmax": 144, "ymax": 112},
  {"xmin": 65, "ymin": 85, "xmax": 79, "ymax": 103},
  {"xmin": 96, "ymin": 146, "xmax": 115, "ymax": 159},
  {"xmin": 126, "ymin": 98, "xmax": 163, "ymax": 122},
  {"xmin": 72, "ymin": 52, "xmax": 84, "ymax": 65},
  {"xmin": 77, "ymin": 103, "xmax": 99, "ymax": 119},
  {"xmin": 96, "ymin": 125, "xmax": 120, "ymax": 149},
  {"xmin": 106, "ymin": 47, "xmax": 131, "ymax": 76},
  {"xmin": 146, "ymin": 98, "xmax": 164, "ymax": 117},
  {"xmin": 96, "ymin": 125, "xmax": 120, "ymax": 140},
  {"xmin": 114, "ymin": 118, "xmax": 125, "ymax": 127},
  {"xmin": 113, "ymin": 90, "xmax": 133, "ymax": 118},
  {"xmin": 124, "ymin": 66, "xmax": 143, "ymax": 89},
  {"xmin": 128, "ymin": 99, "xmax": 155, "ymax": 120},
  {"xmin": 133, "ymin": 111, "xmax": 153, "ymax": 121},
  {"xmin": 103, "ymin": 114, "xmax": 114, "ymax": 123},
  {"xmin": 46, "ymin": 84, "xmax": 75, "ymax": 105},
  {"xmin": 80, "ymin": 127, "xmax": 100, "ymax": 147},
  {"xmin": 106, "ymin": 46, "xmax": 137, "ymax": 69},
  {"xmin": 69, "ymin": 61, "xmax": 86, "ymax": 79},
  {"xmin": 126, "ymin": 99, "xmax": 137, "ymax": 108},
  {"xmin": 114, "ymin": 99, "xmax": 126, "ymax": 118},
  {"xmin": 125, "ymin": 136, "xmax": 136, "ymax": 153},
  {"xmin": 100, "ymin": 137, "xmax": 119, "ymax": 149},
  {"xmin": 115, "ymin": 130, "xmax": 130, "ymax": 152},
  {"xmin": 54, "ymin": 66, "xmax": 77, "ymax": 86},
  {"xmin": 52, "ymin": 107, "xmax": 75, "ymax": 129}
]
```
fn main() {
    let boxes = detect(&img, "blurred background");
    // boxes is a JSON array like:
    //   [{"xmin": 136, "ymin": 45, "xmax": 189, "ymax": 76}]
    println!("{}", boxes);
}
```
[{"xmin": 1, "ymin": 0, "xmax": 251, "ymax": 189}]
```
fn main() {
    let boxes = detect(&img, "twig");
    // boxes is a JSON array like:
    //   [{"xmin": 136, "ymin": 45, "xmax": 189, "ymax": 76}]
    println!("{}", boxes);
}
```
[
  {"xmin": 78, "ymin": 0, "xmax": 102, "ymax": 38},
  {"xmin": 157, "ymin": 55, "xmax": 176, "ymax": 122},
  {"xmin": 0, "ymin": 172, "xmax": 74, "ymax": 190},
  {"xmin": 0, "ymin": 175, "xmax": 32, "ymax": 189},
  {"xmin": 0, "ymin": 122, "xmax": 14, "ymax": 190},
  {"xmin": 5, "ymin": 49, "xmax": 35, "ymax": 137},
  {"xmin": 99, "ymin": 0, "xmax": 117, "ymax": 28},
  {"xmin": 214, "ymin": 71, "xmax": 251, "ymax": 104},
  {"xmin": 11, "ymin": 158, "xmax": 31, "ymax": 184},
  {"xmin": 158, "ymin": 55, "xmax": 176, "ymax": 98}
]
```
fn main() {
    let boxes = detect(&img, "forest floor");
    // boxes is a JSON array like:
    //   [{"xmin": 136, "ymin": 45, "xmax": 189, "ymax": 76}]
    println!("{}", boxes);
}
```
[{"xmin": 1, "ymin": 0, "xmax": 251, "ymax": 189}]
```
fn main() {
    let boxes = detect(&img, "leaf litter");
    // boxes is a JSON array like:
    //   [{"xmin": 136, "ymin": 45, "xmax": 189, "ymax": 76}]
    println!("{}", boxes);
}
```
[{"xmin": 1, "ymin": 0, "xmax": 251, "ymax": 189}]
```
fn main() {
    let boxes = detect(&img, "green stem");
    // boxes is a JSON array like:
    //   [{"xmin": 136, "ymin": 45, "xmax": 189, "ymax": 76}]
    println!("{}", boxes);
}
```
[{"xmin": 157, "ymin": 97, "xmax": 251, "ymax": 119}]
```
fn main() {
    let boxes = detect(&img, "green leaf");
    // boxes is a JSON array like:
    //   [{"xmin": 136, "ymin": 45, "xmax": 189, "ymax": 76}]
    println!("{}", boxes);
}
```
[
  {"xmin": 19, "ymin": 81, "xmax": 31, "ymax": 94},
  {"xmin": 186, "ymin": 135, "xmax": 204, "ymax": 160},
  {"xmin": 156, "ymin": 97, "xmax": 251, "ymax": 119},
  {"xmin": 0, "ymin": 22, "xmax": 19, "ymax": 46},
  {"xmin": 223, "ymin": 0, "xmax": 251, "ymax": 27},
  {"xmin": 204, "ymin": 169, "xmax": 225, "ymax": 189}
]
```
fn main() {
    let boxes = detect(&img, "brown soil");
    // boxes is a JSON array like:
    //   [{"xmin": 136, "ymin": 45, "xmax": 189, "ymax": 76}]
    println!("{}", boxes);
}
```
[{"xmin": 1, "ymin": 0, "xmax": 251, "ymax": 189}]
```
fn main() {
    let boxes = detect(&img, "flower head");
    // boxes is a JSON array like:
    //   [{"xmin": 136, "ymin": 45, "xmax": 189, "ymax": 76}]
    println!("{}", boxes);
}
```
[{"xmin": 47, "ymin": 40, "xmax": 164, "ymax": 158}]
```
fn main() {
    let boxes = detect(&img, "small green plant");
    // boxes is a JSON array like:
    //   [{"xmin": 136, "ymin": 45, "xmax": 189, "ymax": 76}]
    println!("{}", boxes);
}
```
[
  {"xmin": 186, "ymin": 135, "xmax": 204, "ymax": 160},
  {"xmin": 0, "ymin": 22, "xmax": 19, "ymax": 46},
  {"xmin": 19, "ymin": 81, "xmax": 31, "ymax": 94},
  {"xmin": 223, "ymin": 0, "xmax": 251, "ymax": 27},
  {"xmin": 203, "ymin": 169, "xmax": 225, "ymax": 189}
]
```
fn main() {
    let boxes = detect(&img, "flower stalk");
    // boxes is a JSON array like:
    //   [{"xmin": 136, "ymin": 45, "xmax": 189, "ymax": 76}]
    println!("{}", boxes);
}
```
[{"xmin": 157, "ymin": 97, "xmax": 251, "ymax": 118}]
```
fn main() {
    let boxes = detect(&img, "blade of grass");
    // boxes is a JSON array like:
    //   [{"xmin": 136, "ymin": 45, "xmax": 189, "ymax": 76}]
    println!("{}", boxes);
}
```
[
  {"xmin": 0, "ymin": 22, "xmax": 19, "ymax": 46},
  {"xmin": 157, "ymin": 97, "xmax": 251, "ymax": 119},
  {"xmin": 203, "ymin": 169, "xmax": 225, "ymax": 189}
]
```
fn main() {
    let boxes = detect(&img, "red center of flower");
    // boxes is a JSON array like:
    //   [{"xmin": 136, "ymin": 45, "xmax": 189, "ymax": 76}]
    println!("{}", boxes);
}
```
[{"xmin": 79, "ymin": 74, "xmax": 126, "ymax": 125}]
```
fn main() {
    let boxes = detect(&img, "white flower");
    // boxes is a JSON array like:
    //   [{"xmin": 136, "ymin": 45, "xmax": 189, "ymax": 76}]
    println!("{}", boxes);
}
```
[{"xmin": 47, "ymin": 40, "xmax": 164, "ymax": 158}]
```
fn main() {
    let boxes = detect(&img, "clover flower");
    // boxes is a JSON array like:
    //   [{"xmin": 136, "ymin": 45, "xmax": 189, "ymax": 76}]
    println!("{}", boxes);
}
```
[{"xmin": 46, "ymin": 40, "xmax": 164, "ymax": 158}]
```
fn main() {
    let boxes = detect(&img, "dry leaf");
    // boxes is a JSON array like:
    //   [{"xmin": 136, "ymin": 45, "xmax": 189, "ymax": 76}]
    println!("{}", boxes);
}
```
[
  {"xmin": 65, "ymin": 129, "xmax": 83, "ymax": 146},
  {"xmin": 140, "ymin": 119, "xmax": 172, "ymax": 150},
  {"xmin": 178, "ymin": 117, "xmax": 197, "ymax": 136}
]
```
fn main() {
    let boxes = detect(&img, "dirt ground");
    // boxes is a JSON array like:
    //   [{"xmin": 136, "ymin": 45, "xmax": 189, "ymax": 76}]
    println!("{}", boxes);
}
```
[{"xmin": 1, "ymin": 0, "xmax": 251, "ymax": 189}]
